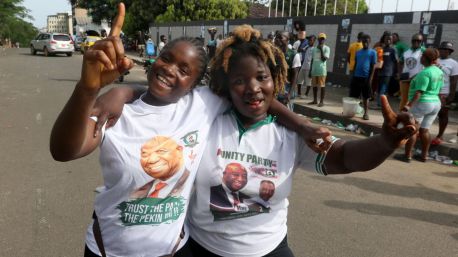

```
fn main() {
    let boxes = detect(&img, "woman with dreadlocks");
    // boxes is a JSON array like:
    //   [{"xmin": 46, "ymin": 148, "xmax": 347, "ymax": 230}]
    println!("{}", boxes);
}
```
[{"xmin": 185, "ymin": 25, "xmax": 417, "ymax": 257}]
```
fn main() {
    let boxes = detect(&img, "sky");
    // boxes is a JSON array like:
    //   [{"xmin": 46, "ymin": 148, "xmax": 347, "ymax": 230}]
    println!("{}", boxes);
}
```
[
  {"xmin": 23, "ymin": 0, "xmax": 71, "ymax": 29},
  {"xmin": 21, "ymin": 0, "xmax": 456, "ymax": 29}
]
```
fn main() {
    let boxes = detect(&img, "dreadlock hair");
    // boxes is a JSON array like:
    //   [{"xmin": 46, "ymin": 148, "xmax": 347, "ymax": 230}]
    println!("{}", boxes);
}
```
[
  {"xmin": 209, "ymin": 25, "xmax": 288, "ymax": 98},
  {"xmin": 157, "ymin": 36, "xmax": 208, "ymax": 87}
]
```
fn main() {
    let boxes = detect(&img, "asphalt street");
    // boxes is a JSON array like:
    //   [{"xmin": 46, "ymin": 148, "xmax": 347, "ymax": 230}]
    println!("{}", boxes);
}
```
[{"xmin": 0, "ymin": 48, "xmax": 456, "ymax": 257}]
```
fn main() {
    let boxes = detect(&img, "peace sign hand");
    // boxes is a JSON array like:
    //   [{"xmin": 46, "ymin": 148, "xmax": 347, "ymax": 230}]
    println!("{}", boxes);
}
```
[
  {"xmin": 380, "ymin": 95, "xmax": 417, "ymax": 148},
  {"xmin": 79, "ymin": 3, "xmax": 134, "ymax": 92}
]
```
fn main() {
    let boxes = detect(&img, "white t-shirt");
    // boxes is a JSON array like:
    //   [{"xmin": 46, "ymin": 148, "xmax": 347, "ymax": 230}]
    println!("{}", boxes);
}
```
[
  {"xmin": 187, "ymin": 111, "xmax": 335, "ymax": 257},
  {"xmin": 85, "ymin": 87, "xmax": 227, "ymax": 257},
  {"xmin": 402, "ymin": 48, "xmax": 424, "ymax": 78},
  {"xmin": 292, "ymin": 53, "xmax": 302, "ymax": 69},
  {"xmin": 300, "ymin": 46, "xmax": 315, "ymax": 71},
  {"xmin": 292, "ymin": 40, "xmax": 301, "ymax": 51},
  {"xmin": 437, "ymin": 57, "xmax": 458, "ymax": 94},
  {"xmin": 158, "ymin": 41, "xmax": 165, "ymax": 54}
]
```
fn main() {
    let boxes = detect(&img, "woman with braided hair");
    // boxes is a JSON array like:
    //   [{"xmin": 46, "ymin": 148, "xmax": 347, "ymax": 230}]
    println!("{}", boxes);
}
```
[{"xmin": 186, "ymin": 25, "xmax": 417, "ymax": 257}]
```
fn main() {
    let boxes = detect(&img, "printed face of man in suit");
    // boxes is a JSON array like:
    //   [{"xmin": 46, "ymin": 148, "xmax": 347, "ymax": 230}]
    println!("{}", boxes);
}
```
[
  {"xmin": 223, "ymin": 163, "xmax": 248, "ymax": 192},
  {"xmin": 140, "ymin": 136, "xmax": 183, "ymax": 181},
  {"xmin": 259, "ymin": 180, "xmax": 275, "ymax": 202}
]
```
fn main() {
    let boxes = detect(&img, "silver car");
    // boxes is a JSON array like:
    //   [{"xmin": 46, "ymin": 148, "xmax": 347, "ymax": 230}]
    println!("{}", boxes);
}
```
[{"xmin": 30, "ymin": 33, "xmax": 74, "ymax": 57}]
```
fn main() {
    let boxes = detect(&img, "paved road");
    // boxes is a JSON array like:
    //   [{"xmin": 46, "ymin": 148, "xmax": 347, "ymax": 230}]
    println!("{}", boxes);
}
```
[{"xmin": 0, "ymin": 48, "xmax": 456, "ymax": 257}]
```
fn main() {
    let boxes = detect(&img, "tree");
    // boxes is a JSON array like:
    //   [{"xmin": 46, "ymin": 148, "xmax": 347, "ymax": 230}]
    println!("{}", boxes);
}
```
[
  {"xmin": 264, "ymin": 0, "xmax": 368, "ymax": 16},
  {"xmin": 0, "ymin": 0, "xmax": 37, "ymax": 46},
  {"xmin": 155, "ymin": 0, "xmax": 249, "ymax": 23},
  {"xmin": 75, "ymin": 0, "xmax": 249, "ymax": 36}
]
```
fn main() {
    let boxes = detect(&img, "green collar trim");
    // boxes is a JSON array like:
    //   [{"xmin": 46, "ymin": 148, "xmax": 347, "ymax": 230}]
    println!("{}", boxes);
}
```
[{"xmin": 229, "ymin": 108, "xmax": 276, "ymax": 142}]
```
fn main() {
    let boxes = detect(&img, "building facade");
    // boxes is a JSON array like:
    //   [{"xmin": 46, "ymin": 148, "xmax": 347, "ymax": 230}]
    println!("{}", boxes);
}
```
[{"xmin": 47, "ymin": 12, "xmax": 73, "ymax": 35}]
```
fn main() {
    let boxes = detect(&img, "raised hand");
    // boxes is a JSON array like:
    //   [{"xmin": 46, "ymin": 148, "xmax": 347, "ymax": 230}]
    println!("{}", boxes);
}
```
[
  {"xmin": 80, "ymin": 3, "xmax": 134, "ymax": 91},
  {"xmin": 380, "ymin": 95, "xmax": 417, "ymax": 148}
]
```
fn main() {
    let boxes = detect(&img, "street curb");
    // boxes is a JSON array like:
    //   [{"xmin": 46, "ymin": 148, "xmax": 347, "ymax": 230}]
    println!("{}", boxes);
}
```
[{"xmin": 293, "ymin": 103, "xmax": 458, "ymax": 160}]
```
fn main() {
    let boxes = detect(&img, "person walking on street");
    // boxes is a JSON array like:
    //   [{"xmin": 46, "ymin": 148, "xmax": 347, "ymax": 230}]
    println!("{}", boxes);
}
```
[
  {"xmin": 157, "ymin": 35, "xmax": 167, "ymax": 56},
  {"xmin": 396, "ymin": 48, "xmax": 443, "ymax": 162},
  {"xmin": 393, "ymin": 33, "xmax": 409, "ymax": 61},
  {"xmin": 296, "ymin": 35, "xmax": 316, "ymax": 98},
  {"xmin": 431, "ymin": 41, "xmax": 458, "ymax": 145},
  {"xmin": 373, "ymin": 32, "xmax": 398, "ymax": 109},
  {"xmin": 275, "ymin": 31, "xmax": 301, "ymax": 108},
  {"xmin": 309, "ymin": 33, "xmax": 330, "ymax": 107},
  {"xmin": 349, "ymin": 34, "xmax": 377, "ymax": 120},
  {"xmin": 398, "ymin": 33, "xmax": 425, "ymax": 111},
  {"xmin": 347, "ymin": 32, "xmax": 364, "ymax": 75}
]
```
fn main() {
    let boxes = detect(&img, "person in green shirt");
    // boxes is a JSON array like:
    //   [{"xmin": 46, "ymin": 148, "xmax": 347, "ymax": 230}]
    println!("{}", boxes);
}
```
[
  {"xmin": 309, "ymin": 33, "xmax": 330, "ymax": 107},
  {"xmin": 395, "ymin": 48, "xmax": 443, "ymax": 162},
  {"xmin": 392, "ymin": 33, "xmax": 409, "ymax": 60}
]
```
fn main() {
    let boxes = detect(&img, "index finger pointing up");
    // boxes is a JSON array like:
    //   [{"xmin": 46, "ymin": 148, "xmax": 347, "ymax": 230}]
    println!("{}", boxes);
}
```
[
  {"xmin": 109, "ymin": 2, "xmax": 125, "ymax": 37},
  {"xmin": 380, "ymin": 95, "xmax": 396, "ymax": 122}
]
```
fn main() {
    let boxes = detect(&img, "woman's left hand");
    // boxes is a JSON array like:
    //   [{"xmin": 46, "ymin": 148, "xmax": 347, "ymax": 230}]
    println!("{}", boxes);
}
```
[{"xmin": 380, "ymin": 95, "xmax": 417, "ymax": 148}]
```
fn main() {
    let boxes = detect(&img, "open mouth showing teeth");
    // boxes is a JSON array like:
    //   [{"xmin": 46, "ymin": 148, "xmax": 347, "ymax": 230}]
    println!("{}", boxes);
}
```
[
  {"xmin": 156, "ymin": 74, "xmax": 172, "ymax": 88},
  {"xmin": 247, "ymin": 99, "xmax": 263, "ymax": 106}
]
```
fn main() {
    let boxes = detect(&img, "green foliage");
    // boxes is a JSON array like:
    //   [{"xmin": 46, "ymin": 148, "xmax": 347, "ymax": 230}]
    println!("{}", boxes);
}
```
[
  {"xmin": 0, "ymin": 0, "xmax": 38, "ymax": 46},
  {"xmin": 76, "ymin": 0, "xmax": 249, "ymax": 36},
  {"xmin": 155, "ymin": 0, "xmax": 249, "ymax": 23},
  {"xmin": 267, "ymin": 0, "xmax": 368, "ymax": 16}
]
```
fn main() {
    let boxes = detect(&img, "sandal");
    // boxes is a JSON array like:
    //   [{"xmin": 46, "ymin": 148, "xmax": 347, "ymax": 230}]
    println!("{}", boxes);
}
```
[
  {"xmin": 393, "ymin": 153, "xmax": 411, "ymax": 163},
  {"xmin": 431, "ymin": 137, "xmax": 442, "ymax": 145},
  {"xmin": 413, "ymin": 155, "xmax": 428, "ymax": 162}
]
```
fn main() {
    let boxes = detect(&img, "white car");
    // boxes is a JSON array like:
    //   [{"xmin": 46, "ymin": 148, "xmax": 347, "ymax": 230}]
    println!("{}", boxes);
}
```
[{"xmin": 30, "ymin": 33, "xmax": 74, "ymax": 57}]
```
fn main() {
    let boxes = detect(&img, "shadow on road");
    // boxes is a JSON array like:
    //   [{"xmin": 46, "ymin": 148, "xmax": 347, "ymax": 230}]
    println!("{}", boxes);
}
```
[
  {"xmin": 311, "ymin": 176, "xmax": 458, "ymax": 206},
  {"xmin": 50, "ymin": 78, "xmax": 79, "ymax": 83},
  {"xmin": 324, "ymin": 200, "xmax": 458, "ymax": 229}
]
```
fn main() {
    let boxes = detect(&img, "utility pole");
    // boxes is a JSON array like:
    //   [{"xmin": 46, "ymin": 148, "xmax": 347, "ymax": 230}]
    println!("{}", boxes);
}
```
[
  {"xmin": 324, "ymin": 0, "xmax": 327, "ymax": 15},
  {"xmin": 410, "ymin": 0, "xmax": 414, "ymax": 12},
  {"xmin": 297, "ymin": 0, "xmax": 301, "ymax": 16},
  {"xmin": 356, "ymin": 0, "xmax": 360, "ymax": 14},
  {"xmin": 269, "ymin": 0, "xmax": 271, "ymax": 17},
  {"xmin": 276, "ymin": 0, "xmax": 278, "ymax": 17},
  {"xmin": 314, "ymin": 0, "xmax": 317, "ymax": 16},
  {"xmin": 305, "ymin": 0, "xmax": 308, "ymax": 16},
  {"xmin": 428, "ymin": 0, "xmax": 432, "ymax": 11},
  {"xmin": 333, "ymin": 0, "xmax": 337, "ymax": 15},
  {"xmin": 289, "ymin": 0, "xmax": 293, "ymax": 16},
  {"xmin": 344, "ymin": 0, "xmax": 348, "ymax": 14},
  {"xmin": 282, "ymin": 0, "xmax": 285, "ymax": 17},
  {"xmin": 381, "ymin": 0, "xmax": 384, "ymax": 13}
]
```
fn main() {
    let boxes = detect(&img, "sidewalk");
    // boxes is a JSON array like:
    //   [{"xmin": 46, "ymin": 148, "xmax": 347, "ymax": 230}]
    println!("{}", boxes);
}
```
[
  {"xmin": 125, "ymin": 51, "xmax": 458, "ymax": 161},
  {"xmin": 292, "ymin": 85, "xmax": 458, "ymax": 161}
]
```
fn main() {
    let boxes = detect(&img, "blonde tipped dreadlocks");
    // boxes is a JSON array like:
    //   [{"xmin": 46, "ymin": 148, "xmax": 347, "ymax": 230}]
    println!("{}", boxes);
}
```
[{"xmin": 209, "ymin": 25, "xmax": 288, "ymax": 97}]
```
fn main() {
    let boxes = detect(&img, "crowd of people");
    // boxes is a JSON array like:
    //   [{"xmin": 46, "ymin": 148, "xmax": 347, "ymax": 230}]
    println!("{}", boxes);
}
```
[{"xmin": 49, "ymin": 3, "xmax": 454, "ymax": 257}]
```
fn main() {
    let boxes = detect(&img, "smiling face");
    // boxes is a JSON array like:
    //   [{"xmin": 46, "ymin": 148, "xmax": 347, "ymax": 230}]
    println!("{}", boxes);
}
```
[
  {"xmin": 228, "ymin": 55, "xmax": 274, "ymax": 127},
  {"xmin": 146, "ymin": 41, "xmax": 201, "ymax": 105},
  {"xmin": 223, "ymin": 163, "xmax": 248, "ymax": 192},
  {"xmin": 140, "ymin": 136, "xmax": 183, "ymax": 180}
]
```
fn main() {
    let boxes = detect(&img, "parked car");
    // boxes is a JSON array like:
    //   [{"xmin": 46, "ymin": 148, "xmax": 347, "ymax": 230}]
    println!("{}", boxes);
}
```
[
  {"xmin": 80, "ymin": 36, "xmax": 102, "ymax": 54},
  {"xmin": 73, "ymin": 36, "xmax": 84, "ymax": 52},
  {"xmin": 30, "ymin": 33, "xmax": 74, "ymax": 57}
]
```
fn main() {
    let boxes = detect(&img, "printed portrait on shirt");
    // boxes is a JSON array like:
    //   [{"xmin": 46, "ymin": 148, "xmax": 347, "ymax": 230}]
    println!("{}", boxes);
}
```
[
  {"xmin": 130, "ymin": 136, "xmax": 190, "ymax": 199},
  {"xmin": 210, "ymin": 162, "xmax": 274, "ymax": 221}
]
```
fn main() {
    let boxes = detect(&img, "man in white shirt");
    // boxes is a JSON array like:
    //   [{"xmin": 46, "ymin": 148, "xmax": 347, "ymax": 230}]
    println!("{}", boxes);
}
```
[
  {"xmin": 432, "ymin": 41, "xmax": 458, "ymax": 145},
  {"xmin": 296, "ymin": 35, "xmax": 316, "ymax": 98},
  {"xmin": 157, "ymin": 35, "xmax": 167, "ymax": 55}
]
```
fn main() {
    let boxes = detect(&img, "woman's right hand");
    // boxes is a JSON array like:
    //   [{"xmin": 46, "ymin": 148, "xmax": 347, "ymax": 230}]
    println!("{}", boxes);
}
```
[{"xmin": 79, "ymin": 3, "xmax": 133, "ymax": 92}]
